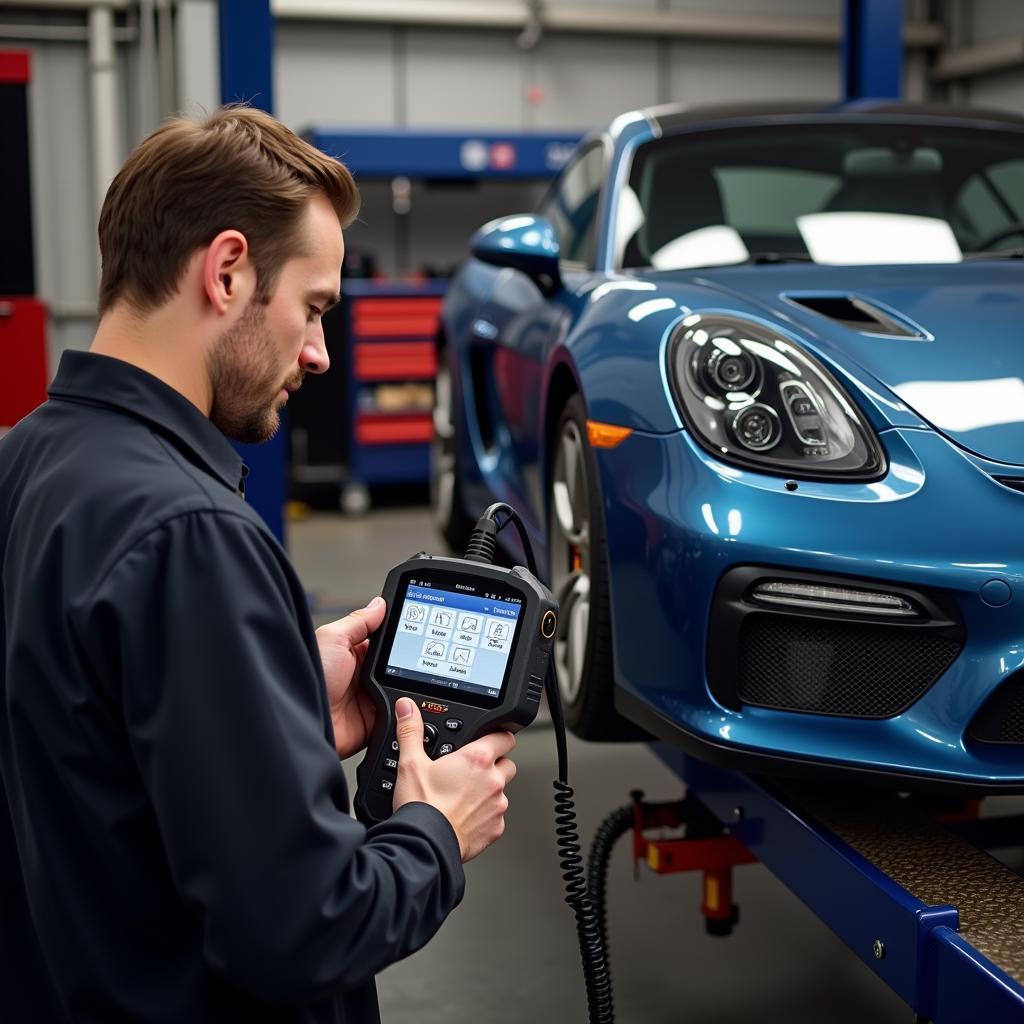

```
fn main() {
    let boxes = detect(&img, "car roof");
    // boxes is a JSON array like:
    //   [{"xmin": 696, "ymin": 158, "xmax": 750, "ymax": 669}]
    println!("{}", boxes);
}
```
[{"xmin": 643, "ymin": 100, "xmax": 1024, "ymax": 136}]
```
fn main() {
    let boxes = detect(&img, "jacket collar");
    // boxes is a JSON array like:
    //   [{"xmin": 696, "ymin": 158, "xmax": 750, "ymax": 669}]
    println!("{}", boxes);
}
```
[{"xmin": 48, "ymin": 350, "xmax": 248, "ymax": 495}]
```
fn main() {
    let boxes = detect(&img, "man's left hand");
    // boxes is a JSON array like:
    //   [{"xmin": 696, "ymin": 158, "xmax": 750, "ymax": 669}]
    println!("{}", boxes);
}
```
[{"xmin": 316, "ymin": 597, "xmax": 387, "ymax": 759}]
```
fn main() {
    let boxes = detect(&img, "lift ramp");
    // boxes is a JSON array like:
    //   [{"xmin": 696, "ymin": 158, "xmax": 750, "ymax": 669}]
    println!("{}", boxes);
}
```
[{"xmin": 653, "ymin": 745, "xmax": 1024, "ymax": 1023}]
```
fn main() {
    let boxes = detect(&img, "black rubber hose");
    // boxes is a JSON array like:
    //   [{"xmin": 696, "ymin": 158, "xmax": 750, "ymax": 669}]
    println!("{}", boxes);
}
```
[{"xmin": 587, "ymin": 802, "xmax": 634, "ymax": 968}]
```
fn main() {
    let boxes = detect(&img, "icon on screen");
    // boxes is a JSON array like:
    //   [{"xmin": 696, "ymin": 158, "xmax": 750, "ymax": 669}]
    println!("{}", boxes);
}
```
[
  {"xmin": 452, "ymin": 647, "xmax": 471, "ymax": 664},
  {"xmin": 425, "ymin": 641, "xmax": 445, "ymax": 657},
  {"xmin": 460, "ymin": 615, "xmax": 479, "ymax": 632},
  {"xmin": 489, "ymin": 622, "xmax": 508, "ymax": 640},
  {"xmin": 434, "ymin": 610, "xmax": 453, "ymax": 628}
]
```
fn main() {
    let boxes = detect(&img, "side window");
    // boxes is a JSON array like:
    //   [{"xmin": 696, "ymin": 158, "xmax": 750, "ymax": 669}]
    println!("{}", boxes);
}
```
[{"xmin": 540, "ymin": 144, "xmax": 605, "ymax": 267}]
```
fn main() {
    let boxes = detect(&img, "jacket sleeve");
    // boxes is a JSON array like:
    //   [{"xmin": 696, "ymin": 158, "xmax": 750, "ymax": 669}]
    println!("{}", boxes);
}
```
[{"xmin": 73, "ymin": 509, "xmax": 465, "ymax": 1003}]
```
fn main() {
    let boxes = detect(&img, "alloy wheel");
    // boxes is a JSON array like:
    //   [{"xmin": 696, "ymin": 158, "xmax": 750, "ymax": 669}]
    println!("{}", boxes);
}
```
[{"xmin": 550, "ymin": 418, "xmax": 592, "ymax": 706}]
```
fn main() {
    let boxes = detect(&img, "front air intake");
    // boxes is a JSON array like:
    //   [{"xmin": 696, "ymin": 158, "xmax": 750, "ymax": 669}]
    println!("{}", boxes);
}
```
[
  {"xmin": 737, "ymin": 615, "xmax": 961, "ymax": 718},
  {"xmin": 708, "ymin": 566, "xmax": 965, "ymax": 718},
  {"xmin": 968, "ymin": 671, "xmax": 1024, "ymax": 744}
]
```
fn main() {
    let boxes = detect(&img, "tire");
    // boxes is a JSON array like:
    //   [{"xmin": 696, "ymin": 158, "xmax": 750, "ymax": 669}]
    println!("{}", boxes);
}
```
[
  {"xmin": 431, "ymin": 357, "xmax": 475, "ymax": 553},
  {"xmin": 548, "ymin": 394, "xmax": 647, "ymax": 741}
]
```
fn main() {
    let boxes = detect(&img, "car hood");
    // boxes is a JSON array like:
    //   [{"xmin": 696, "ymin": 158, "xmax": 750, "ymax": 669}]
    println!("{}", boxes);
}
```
[{"xmin": 675, "ymin": 261, "xmax": 1024, "ymax": 466}]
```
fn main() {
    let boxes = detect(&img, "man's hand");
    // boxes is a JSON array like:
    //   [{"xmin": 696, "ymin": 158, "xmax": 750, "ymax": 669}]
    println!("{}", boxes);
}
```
[
  {"xmin": 392, "ymin": 698, "xmax": 516, "ymax": 862},
  {"xmin": 316, "ymin": 597, "xmax": 387, "ymax": 759}
]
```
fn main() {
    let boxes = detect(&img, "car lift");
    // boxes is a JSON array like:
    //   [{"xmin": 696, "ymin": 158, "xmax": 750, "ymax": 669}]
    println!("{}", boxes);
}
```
[{"xmin": 592, "ymin": 745, "xmax": 1024, "ymax": 1023}]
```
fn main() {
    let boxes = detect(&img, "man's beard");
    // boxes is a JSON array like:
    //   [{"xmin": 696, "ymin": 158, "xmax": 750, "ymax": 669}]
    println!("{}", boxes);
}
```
[{"xmin": 207, "ymin": 301, "xmax": 301, "ymax": 444}]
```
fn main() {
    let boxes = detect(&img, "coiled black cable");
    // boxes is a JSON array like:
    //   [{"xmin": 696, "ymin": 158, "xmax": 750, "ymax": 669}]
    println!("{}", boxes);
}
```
[
  {"xmin": 467, "ymin": 508, "xmax": 614, "ymax": 1024},
  {"xmin": 586, "ymin": 801, "xmax": 635, "ymax": 969},
  {"xmin": 554, "ymin": 777, "xmax": 613, "ymax": 1023}
]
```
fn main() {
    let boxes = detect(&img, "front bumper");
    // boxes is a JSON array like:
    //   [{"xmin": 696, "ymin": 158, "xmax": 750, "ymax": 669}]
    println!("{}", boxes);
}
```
[{"xmin": 597, "ymin": 426, "xmax": 1024, "ymax": 791}]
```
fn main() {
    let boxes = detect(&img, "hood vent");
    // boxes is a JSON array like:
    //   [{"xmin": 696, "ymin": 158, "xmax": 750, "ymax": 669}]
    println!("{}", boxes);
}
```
[
  {"xmin": 784, "ymin": 293, "xmax": 928, "ymax": 340},
  {"xmin": 995, "ymin": 477, "xmax": 1024, "ymax": 495}
]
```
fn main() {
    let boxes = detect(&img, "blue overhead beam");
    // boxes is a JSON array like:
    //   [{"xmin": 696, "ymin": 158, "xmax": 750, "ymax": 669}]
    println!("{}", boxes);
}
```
[
  {"xmin": 842, "ymin": 0, "xmax": 903, "ymax": 101},
  {"xmin": 306, "ymin": 128, "xmax": 583, "ymax": 180},
  {"xmin": 218, "ymin": 0, "xmax": 286, "ymax": 545}
]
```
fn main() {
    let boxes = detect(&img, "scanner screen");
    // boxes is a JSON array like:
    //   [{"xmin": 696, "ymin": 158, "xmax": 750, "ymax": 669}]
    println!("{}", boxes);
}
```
[{"xmin": 385, "ymin": 577, "xmax": 523, "ymax": 704}]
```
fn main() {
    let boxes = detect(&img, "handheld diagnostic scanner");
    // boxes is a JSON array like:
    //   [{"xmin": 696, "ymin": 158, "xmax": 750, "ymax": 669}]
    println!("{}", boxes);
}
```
[{"xmin": 354, "ymin": 553, "xmax": 557, "ymax": 826}]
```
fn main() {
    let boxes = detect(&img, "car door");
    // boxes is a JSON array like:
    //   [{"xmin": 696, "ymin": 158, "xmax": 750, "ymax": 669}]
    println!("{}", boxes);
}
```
[{"xmin": 477, "ymin": 142, "xmax": 608, "ymax": 535}]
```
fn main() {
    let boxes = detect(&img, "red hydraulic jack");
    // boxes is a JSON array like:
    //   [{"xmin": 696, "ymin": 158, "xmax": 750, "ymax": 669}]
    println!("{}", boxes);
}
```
[{"xmin": 630, "ymin": 790, "xmax": 757, "ymax": 936}]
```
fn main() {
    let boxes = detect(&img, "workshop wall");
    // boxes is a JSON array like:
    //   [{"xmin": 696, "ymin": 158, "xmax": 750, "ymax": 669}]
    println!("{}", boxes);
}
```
[
  {"xmin": 963, "ymin": 0, "xmax": 1024, "ymax": 110},
  {"xmin": 273, "ymin": 5, "xmax": 842, "ymax": 279},
  {"xmin": 4, "ymin": 0, "xmax": 1019, "ymax": 365}
]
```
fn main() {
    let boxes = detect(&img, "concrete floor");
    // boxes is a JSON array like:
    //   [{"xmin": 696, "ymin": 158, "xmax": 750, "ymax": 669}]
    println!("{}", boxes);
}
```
[{"xmin": 289, "ymin": 506, "xmax": 911, "ymax": 1023}]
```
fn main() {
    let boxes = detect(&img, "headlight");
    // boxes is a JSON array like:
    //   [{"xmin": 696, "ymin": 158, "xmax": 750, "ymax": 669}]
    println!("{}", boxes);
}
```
[{"xmin": 667, "ymin": 313, "xmax": 885, "ymax": 478}]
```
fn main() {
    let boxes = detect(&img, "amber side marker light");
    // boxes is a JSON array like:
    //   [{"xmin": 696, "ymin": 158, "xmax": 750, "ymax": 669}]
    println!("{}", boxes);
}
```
[{"xmin": 586, "ymin": 420, "xmax": 633, "ymax": 449}]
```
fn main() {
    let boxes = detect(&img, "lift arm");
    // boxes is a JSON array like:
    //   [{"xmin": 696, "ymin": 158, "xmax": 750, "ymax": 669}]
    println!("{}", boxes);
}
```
[{"xmin": 650, "ymin": 746, "xmax": 1024, "ymax": 1023}]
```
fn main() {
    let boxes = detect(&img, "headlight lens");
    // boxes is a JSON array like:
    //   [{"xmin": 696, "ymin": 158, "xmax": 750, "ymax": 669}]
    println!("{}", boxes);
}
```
[{"xmin": 668, "ymin": 313, "xmax": 885, "ymax": 478}]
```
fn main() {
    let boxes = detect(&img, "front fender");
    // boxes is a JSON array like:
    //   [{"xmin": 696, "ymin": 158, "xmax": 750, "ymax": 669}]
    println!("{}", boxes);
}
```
[{"xmin": 566, "ymin": 283, "xmax": 691, "ymax": 435}]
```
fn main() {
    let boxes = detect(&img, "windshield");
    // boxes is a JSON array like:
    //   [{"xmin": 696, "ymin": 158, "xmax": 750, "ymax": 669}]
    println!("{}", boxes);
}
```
[{"xmin": 617, "ymin": 121, "xmax": 1024, "ymax": 270}]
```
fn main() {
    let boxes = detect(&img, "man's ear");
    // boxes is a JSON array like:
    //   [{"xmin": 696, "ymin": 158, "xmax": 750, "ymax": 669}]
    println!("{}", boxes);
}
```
[{"xmin": 203, "ymin": 229, "xmax": 256, "ymax": 315}]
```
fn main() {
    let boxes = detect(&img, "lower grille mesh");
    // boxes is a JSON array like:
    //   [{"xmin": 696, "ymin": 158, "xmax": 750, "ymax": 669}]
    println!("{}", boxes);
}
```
[
  {"xmin": 737, "ymin": 615, "xmax": 961, "ymax": 718},
  {"xmin": 969, "ymin": 672, "xmax": 1024, "ymax": 743}
]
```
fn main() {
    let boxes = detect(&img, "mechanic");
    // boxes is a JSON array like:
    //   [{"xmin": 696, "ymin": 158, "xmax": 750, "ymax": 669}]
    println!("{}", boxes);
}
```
[{"xmin": 0, "ymin": 106, "xmax": 516, "ymax": 1023}]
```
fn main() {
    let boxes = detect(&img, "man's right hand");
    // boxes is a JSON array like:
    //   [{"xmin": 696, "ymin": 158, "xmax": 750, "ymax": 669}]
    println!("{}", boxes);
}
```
[{"xmin": 392, "ymin": 697, "xmax": 516, "ymax": 863}]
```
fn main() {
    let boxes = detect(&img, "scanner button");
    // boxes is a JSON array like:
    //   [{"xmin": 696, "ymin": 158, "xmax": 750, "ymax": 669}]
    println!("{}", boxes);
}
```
[
  {"xmin": 444, "ymin": 718, "xmax": 463, "ymax": 732},
  {"xmin": 383, "ymin": 757, "xmax": 398, "ymax": 772},
  {"xmin": 438, "ymin": 743, "xmax": 454, "ymax": 756},
  {"xmin": 541, "ymin": 610, "xmax": 557, "ymax": 639},
  {"xmin": 379, "ymin": 778, "xmax": 395, "ymax": 793},
  {"xmin": 423, "ymin": 723, "xmax": 439, "ymax": 751}
]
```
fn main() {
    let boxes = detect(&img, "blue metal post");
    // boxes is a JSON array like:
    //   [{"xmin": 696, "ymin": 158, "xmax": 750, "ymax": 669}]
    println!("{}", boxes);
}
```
[
  {"xmin": 842, "ymin": 0, "xmax": 903, "ymax": 101},
  {"xmin": 218, "ymin": 0, "xmax": 286, "ymax": 545}
]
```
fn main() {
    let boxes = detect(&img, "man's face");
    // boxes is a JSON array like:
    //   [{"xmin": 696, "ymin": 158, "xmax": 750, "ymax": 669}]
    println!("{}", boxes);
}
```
[{"xmin": 208, "ymin": 195, "xmax": 343, "ymax": 444}]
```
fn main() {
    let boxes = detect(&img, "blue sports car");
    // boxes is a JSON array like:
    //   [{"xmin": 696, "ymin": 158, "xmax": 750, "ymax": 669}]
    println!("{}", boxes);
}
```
[{"xmin": 434, "ymin": 101, "xmax": 1024, "ymax": 791}]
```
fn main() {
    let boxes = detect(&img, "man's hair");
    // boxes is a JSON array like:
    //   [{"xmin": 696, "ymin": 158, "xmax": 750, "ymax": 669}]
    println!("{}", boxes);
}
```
[{"xmin": 97, "ymin": 105, "xmax": 359, "ymax": 316}]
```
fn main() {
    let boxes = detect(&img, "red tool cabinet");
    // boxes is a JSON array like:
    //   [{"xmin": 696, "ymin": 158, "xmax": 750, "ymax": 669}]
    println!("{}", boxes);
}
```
[
  {"xmin": 1, "ymin": 51, "xmax": 47, "ymax": 432},
  {"xmin": 0, "ymin": 298, "xmax": 47, "ymax": 431}
]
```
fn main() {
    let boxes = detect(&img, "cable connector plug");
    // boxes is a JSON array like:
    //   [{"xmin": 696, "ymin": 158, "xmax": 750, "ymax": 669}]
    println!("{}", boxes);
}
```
[{"xmin": 463, "ymin": 516, "xmax": 498, "ymax": 564}]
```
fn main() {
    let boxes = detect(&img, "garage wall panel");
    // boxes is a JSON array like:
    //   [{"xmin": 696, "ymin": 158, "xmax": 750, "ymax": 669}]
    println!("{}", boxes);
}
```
[
  {"xmin": 405, "ymin": 30, "xmax": 524, "ymax": 129},
  {"xmin": 967, "ymin": 76, "xmax": 1024, "ymax": 113},
  {"xmin": 963, "ymin": 0, "xmax": 1024, "ymax": 112},
  {"xmin": 275, "ymin": 23, "xmax": 394, "ymax": 130},
  {"xmin": 970, "ymin": 0, "xmax": 1024, "ymax": 40},
  {"xmin": 532, "ymin": 36, "xmax": 660, "ymax": 129},
  {"xmin": 668, "ymin": 41, "xmax": 839, "ymax": 104},
  {"xmin": 668, "ymin": 0, "xmax": 838, "ymax": 16}
]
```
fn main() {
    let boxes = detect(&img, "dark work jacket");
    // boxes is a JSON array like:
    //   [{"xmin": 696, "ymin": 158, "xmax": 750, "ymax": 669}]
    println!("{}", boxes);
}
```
[{"xmin": 0, "ymin": 351, "xmax": 465, "ymax": 1022}]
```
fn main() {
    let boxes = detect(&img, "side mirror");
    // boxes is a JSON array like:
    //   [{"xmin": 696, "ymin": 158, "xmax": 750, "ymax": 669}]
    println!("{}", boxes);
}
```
[{"xmin": 470, "ymin": 214, "xmax": 562, "ymax": 297}]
